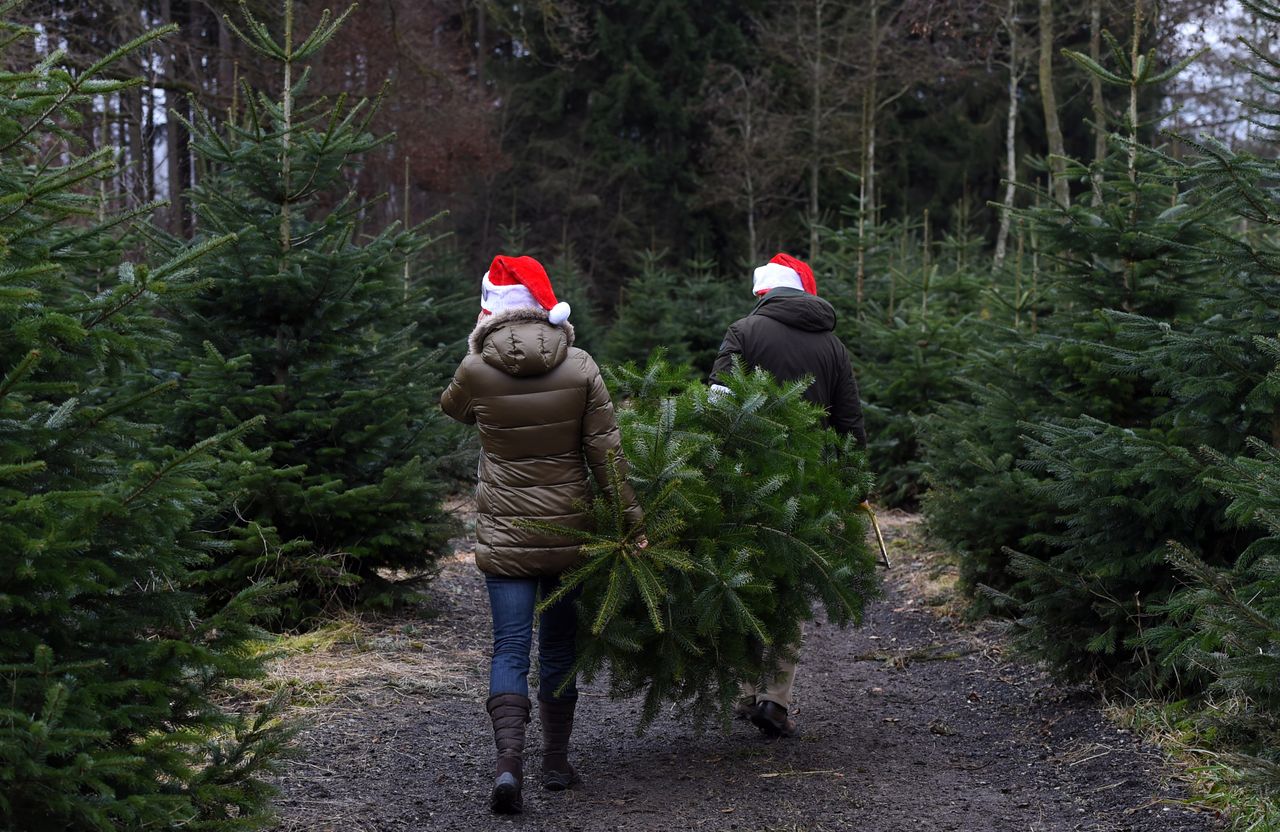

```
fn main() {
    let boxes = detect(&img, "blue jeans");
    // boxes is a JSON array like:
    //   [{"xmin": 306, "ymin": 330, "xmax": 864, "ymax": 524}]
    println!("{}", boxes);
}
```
[{"xmin": 485, "ymin": 574, "xmax": 580, "ymax": 702}]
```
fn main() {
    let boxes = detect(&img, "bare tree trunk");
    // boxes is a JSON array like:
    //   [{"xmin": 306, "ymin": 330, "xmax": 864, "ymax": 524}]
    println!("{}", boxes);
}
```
[
  {"xmin": 477, "ymin": 0, "xmax": 487, "ymax": 85},
  {"xmin": 808, "ymin": 0, "xmax": 823, "ymax": 259},
  {"xmin": 866, "ymin": 0, "xmax": 879, "ymax": 226},
  {"xmin": 280, "ymin": 0, "xmax": 294, "ymax": 252},
  {"xmin": 125, "ymin": 86, "xmax": 144, "ymax": 206},
  {"xmin": 1038, "ymin": 0, "xmax": 1070, "ymax": 207},
  {"xmin": 143, "ymin": 74, "xmax": 156, "ymax": 204},
  {"xmin": 219, "ymin": 14, "xmax": 234, "ymax": 118},
  {"xmin": 161, "ymin": 0, "xmax": 187, "ymax": 234},
  {"xmin": 98, "ymin": 97, "xmax": 109, "ymax": 221},
  {"xmin": 1122, "ymin": 0, "xmax": 1146, "ymax": 313},
  {"xmin": 994, "ymin": 0, "xmax": 1020, "ymax": 267},
  {"xmin": 403, "ymin": 157, "xmax": 411, "ymax": 298},
  {"xmin": 855, "ymin": 0, "xmax": 881, "ymax": 311},
  {"xmin": 1126, "ymin": 0, "xmax": 1142, "ymax": 183},
  {"xmin": 1089, "ymin": 0, "xmax": 1106, "ymax": 205}
]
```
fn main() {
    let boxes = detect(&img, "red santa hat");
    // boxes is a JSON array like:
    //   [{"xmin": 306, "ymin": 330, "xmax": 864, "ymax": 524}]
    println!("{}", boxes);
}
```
[
  {"xmin": 480, "ymin": 254, "xmax": 571, "ymax": 325},
  {"xmin": 752, "ymin": 252, "xmax": 818, "ymax": 296}
]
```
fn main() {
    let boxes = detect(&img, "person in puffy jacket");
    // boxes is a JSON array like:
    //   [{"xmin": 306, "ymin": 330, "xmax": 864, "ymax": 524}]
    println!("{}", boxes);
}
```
[
  {"xmin": 440, "ymin": 254, "xmax": 645, "ymax": 814},
  {"xmin": 710, "ymin": 252, "xmax": 867, "ymax": 739}
]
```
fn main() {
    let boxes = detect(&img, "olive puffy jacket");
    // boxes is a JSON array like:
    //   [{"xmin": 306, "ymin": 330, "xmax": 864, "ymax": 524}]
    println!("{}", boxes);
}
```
[{"xmin": 440, "ymin": 309, "xmax": 644, "ymax": 577}]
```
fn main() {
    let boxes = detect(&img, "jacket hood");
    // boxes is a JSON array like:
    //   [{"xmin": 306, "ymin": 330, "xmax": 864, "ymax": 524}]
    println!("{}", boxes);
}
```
[
  {"xmin": 753, "ymin": 289, "xmax": 837, "ymax": 333},
  {"xmin": 468, "ymin": 307, "xmax": 576, "ymax": 377}
]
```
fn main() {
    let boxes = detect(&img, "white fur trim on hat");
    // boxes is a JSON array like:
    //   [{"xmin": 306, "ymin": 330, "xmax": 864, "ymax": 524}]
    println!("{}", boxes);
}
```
[
  {"xmin": 481, "ymin": 270, "xmax": 540, "ymax": 316},
  {"xmin": 752, "ymin": 261, "xmax": 804, "ymax": 296},
  {"xmin": 548, "ymin": 301, "xmax": 571, "ymax": 325}
]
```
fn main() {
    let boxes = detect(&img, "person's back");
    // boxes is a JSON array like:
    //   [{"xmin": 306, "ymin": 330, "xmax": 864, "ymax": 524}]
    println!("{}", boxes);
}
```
[
  {"xmin": 441, "ymin": 255, "xmax": 643, "ymax": 815},
  {"xmin": 445, "ymin": 308, "xmax": 642, "ymax": 575},
  {"xmin": 710, "ymin": 252, "xmax": 867, "ymax": 739},
  {"xmin": 710, "ymin": 256, "xmax": 866, "ymax": 446}
]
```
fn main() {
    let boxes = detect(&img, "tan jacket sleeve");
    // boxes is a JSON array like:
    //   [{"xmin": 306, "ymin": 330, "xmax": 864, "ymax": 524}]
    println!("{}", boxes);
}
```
[
  {"xmin": 440, "ymin": 359, "xmax": 476, "ymax": 425},
  {"xmin": 581, "ymin": 355, "xmax": 644, "ymax": 531}
]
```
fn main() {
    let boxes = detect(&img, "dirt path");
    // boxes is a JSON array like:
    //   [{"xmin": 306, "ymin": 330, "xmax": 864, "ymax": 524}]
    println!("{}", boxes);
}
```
[{"xmin": 266, "ymin": 515, "xmax": 1217, "ymax": 832}]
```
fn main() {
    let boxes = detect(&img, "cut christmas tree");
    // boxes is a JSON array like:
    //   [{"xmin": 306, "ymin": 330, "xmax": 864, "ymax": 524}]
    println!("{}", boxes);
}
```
[{"xmin": 537, "ymin": 355, "xmax": 878, "ymax": 730}]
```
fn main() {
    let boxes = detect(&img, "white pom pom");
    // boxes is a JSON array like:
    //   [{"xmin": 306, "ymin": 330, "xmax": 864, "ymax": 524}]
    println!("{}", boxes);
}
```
[{"xmin": 549, "ymin": 301, "xmax": 571, "ymax": 325}]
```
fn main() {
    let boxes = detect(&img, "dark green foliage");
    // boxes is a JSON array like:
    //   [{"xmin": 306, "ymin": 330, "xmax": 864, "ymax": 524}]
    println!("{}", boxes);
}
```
[
  {"xmin": 1146, "ymin": 439, "xmax": 1280, "ymax": 799},
  {"xmin": 547, "ymin": 251, "xmax": 605, "ymax": 355},
  {"xmin": 1126, "ymin": 0, "xmax": 1280, "ymax": 794},
  {"xmin": 161, "ymin": 3, "xmax": 457, "ymax": 623},
  {"xmin": 992, "ymin": 24, "xmax": 1280, "ymax": 687},
  {"xmin": 819, "ymin": 205, "xmax": 990, "ymax": 507},
  {"xmin": 486, "ymin": 0, "xmax": 762, "ymax": 291},
  {"xmin": 602, "ymin": 253, "xmax": 737, "ymax": 372},
  {"xmin": 926, "ymin": 15, "xmax": 1280, "ymax": 694},
  {"xmin": 922, "ymin": 132, "xmax": 1222, "ymax": 608},
  {"xmin": 1005, "ymin": 418, "xmax": 1226, "ymax": 690},
  {"xmin": 0, "ymin": 12, "xmax": 287, "ymax": 829},
  {"xmin": 537, "ymin": 355, "xmax": 878, "ymax": 730}
]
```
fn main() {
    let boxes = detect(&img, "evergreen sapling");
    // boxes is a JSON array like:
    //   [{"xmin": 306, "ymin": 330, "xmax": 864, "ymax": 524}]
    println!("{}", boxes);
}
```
[
  {"xmin": 159, "ymin": 1, "xmax": 457, "ymax": 623},
  {"xmin": 0, "ymin": 12, "xmax": 289, "ymax": 829}
]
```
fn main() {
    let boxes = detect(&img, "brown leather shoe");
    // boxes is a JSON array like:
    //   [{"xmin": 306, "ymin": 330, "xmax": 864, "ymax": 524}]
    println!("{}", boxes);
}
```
[{"xmin": 750, "ymin": 700, "xmax": 797, "ymax": 738}]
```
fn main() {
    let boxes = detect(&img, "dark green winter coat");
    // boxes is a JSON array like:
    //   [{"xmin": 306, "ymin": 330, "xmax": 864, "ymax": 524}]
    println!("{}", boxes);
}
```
[
  {"xmin": 710, "ymin": 288, "xmax": 867, "ymax": 446},
  {"xmin": 440, "ymin": 308, "xmax": 643, "ymax": 577}
]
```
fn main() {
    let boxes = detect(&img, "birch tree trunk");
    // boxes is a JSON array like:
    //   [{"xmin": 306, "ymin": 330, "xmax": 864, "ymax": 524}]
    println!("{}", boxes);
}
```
[
  {"xmin": 1089, "ymin": 0, "xmax": 1106, "ymax": 205},
  {"xmin": 162, "ymin": 0, "xmax": 189, "ymax": 235},
  {"xmin": 125, "ymin": 86, "xmax": 144, "ymax": 206},
  {"xmin": 219, "ymin": 15, "xmax": 234, "ymax": 118},
  {"xmin": 808, "ymin": 0, "xmax": 824, "ymax": 258},
  {"xmin": 1038, "ymin": 0, "xmax": 1070, "ymax": 207},
  {"xmin": 994, "ymin": 0, "xmax": 1020, "ymax": 267}
]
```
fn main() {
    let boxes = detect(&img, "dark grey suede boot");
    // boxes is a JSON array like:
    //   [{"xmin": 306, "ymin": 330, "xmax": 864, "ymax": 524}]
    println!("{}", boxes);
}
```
[
  {"xmin": 538, "ymin": 698, "xmax": 581, "ymax": 790},
  {"xmin": 487, "ymin": 694, "xmax": 530, "ymax": 813}
]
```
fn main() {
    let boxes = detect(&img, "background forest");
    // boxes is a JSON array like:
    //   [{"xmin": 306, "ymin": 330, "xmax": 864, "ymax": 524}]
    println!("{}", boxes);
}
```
[{"xmin": 3, "ymin": 0, "xmax": 1280, "ymax": 829}]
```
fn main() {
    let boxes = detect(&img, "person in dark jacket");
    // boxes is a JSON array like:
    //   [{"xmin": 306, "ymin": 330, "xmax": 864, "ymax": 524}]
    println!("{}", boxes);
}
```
[
  {"xmin": 709, "ymin": 252, "xmax": 867, "ymax": 737},
  {"xmin": 441, "ymin": 254, "xmax": 646, "ymax": 814}
]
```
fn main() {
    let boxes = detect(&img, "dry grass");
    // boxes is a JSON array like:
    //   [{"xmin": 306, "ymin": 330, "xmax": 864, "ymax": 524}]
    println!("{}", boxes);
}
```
[
  {"xmin": 233, "ymin": 550, "xmax": 489, "ymax": 723},
  {"xmin": 876, "ymin": 510, "xmax": 970, "ymax": 622},
  {"xmin": 1104, "ymin": 697, "xmax": 1280, "ymax": 831}
]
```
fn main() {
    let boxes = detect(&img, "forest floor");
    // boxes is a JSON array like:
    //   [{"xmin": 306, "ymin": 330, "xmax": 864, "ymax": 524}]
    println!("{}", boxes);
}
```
[{"xmin": 260, "ymin": 510, "xmax": 1221, "ymax": 832}]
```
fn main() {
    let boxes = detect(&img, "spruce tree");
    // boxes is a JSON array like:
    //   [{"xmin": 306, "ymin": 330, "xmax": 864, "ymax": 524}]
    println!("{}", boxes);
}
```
[
  {"xmin": 1147, "ymin": 438, "xmax": 1280, "ymax": 799},
  {"xmin": 920, "ymin": 17, "xmax": 1217, "ymax": 617},
  {"xmin": 818, "ymin": 203, "xmax": 990, "ymax": 507},
  {"xmin": 536, "ymin": 356, "xmax": 877, "ymax": 730},
  {"xmin": 937, "ymin": 14, "xmax": 1280, "ymax": 689},
  {"xmin": 486, "ymin": 0, "xmax": 764, "ymax": 287},
  {"xmin": 0, "ymin": 12, "xmax": 287, "ymax": 829},
  {"xmin": 602, "ymin": 252, "xmax": 736, "ymax": 372},
  {"xmin": 161, "ymin": 1, "xmax": 456, "ymax": 622}
]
